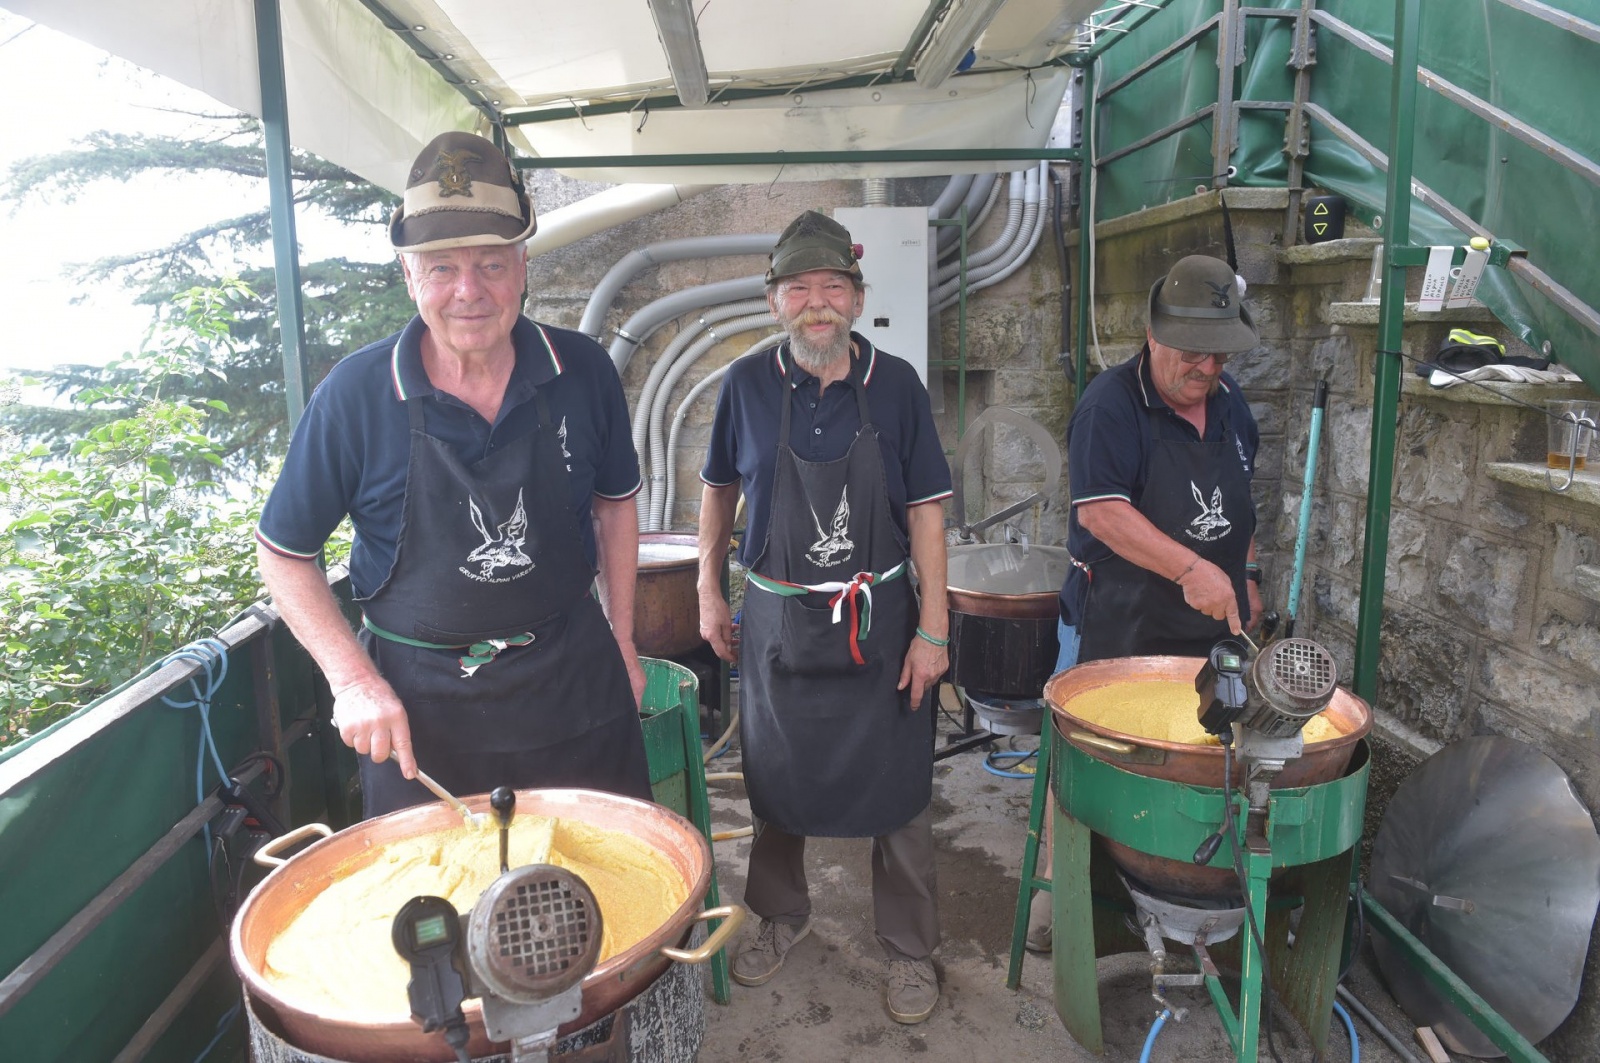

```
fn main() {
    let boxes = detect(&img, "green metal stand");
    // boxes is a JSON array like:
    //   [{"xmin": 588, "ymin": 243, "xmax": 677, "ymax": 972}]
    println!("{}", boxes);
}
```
[
  {"xmin": 1031, "ymin": 732, "xmax": 1368, "ymax": 1062},
  {"xmin": 638, "ymin": 657, "xmax": 732, "ymax": 1004},
  {"xmin": 1005, "ymin": 711, "xmax": 1054, "ymax": 989}
]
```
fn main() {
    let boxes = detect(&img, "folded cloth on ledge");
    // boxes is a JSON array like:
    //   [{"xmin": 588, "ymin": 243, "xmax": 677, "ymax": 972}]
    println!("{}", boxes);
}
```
[{"xmin": 1428, "ymin": 363, "xmax": 1582, "ymax": 388}]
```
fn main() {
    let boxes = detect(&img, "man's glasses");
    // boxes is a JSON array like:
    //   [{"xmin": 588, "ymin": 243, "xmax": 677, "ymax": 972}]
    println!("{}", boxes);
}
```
[{"xmin": 1179, "ymin": 350, "xmax": 1230, "ymax": 365}]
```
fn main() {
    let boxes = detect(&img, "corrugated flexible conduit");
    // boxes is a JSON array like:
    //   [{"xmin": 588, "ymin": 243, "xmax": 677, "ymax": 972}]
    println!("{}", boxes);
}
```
[
  {"xmin": 631, "ymin": 299, "xmax": 770, "ymax": 523},
  {"xmin": 647, "ymin": 314, "xmax": 778, "ymax": 529},
  {"xmin": 931, "ymin": 163, "xmax": 1047, "ymax": 312},
  {"xmin": 934, "ymin": 170, "xmax": 1027, "ymax": 283},
  {"xmin": 579, "ymin": 234, "xmax": 777, "ymax": 341},
  {"xmin": 663, "ymin": 333, "xmax": 785, "ymax": 528}
]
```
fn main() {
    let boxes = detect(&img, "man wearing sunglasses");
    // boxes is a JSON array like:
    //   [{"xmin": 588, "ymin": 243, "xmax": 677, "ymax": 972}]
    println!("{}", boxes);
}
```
[{"xmin": 1057, "ymin": 253, "xmax": 1264, "ymax": 669}]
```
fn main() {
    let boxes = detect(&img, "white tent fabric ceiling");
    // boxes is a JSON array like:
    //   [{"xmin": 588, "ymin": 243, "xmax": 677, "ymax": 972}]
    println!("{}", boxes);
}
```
[{"xmin": 5, "ymin": 0, "xmax": 1098, "ymax": 190}]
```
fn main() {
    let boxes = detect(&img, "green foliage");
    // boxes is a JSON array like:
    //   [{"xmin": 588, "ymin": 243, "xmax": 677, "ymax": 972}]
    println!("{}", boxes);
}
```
[
  {"xmin": 1, "ymin": 116, "xmax": 414, "ymax": 474},
  {"xmin": 0, "ymin": 284, "xmax": 271, "ymax": 746}
]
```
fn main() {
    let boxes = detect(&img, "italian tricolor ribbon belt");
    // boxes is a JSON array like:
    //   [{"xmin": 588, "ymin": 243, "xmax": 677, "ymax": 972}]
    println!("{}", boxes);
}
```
[{"xmin": 747, "ymin": 561, "xmax": 907, "ymax": 665}]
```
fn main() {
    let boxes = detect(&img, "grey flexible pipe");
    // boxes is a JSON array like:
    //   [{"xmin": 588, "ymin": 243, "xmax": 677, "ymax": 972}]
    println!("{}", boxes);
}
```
[
  {"xmin": 930, "ymin": 166, "xmax": 1042, "ymax": 308},
  {"xmin": 648, "ymin": 313, "xmax": 777, "ymax": 529},
  {"xmin": 663, "ymin": 333, "xmax": 786, "ymax": 528},
  {"xmin": 631, "ymin": 299, "xmax": 771, "ymax": 523},
  {"xmin": 937, "ymin": 173, "xmax": 999, "ymax": 254},
  {"xmin": 968, "ymin": 174, "xmax": 1005, "ymax": 238},
  {"xmin": 607, "ymin": 275, "xmax": 768, "ymax": 372},
  {"xmin": 578, "ymin": 234, "xmax": 777, "ymax": 341},
  {"xmin": 926, "ymin": 173, "xmax": 975, "ymax": 222},
  {"xmin": 935, "ymin": 171, "xmax": 1025, "ymax": 282}
]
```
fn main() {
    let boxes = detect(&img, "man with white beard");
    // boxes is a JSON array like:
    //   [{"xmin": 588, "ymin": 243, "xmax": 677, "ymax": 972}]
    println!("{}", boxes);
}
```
[{"xmin": 695, "ymin": 211, "xmax": 952, "ymax": 1024}]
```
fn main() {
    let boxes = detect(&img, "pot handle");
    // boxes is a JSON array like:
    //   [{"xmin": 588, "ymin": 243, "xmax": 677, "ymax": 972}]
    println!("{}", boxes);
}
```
[
  {"xmin": 659, "ymin": 905, "xmax": 746, "ymax": 964},
  {"xmin": 1067, "ymin": 731, "xmax": 1137, "ymax": 756},
  {"xmin": 253, "ymin": 823, "xmax": 333, "ymax": 868}
]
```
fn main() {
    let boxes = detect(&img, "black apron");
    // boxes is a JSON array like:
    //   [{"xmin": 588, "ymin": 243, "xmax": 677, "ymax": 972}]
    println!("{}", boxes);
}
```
[
  {"xmin": 356, "ymin": 389, "xmax": 650, "ymax": 818},
  {"xmin": 1075, "ymin": 403, "xmax": 1255, "ymax": 664},
  {"xmin": 738, "ymin": 367, "xmax": 933, "ymax": 838}
]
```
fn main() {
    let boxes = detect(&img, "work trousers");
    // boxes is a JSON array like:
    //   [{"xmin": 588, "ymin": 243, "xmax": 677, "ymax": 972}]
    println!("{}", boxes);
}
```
[{"xmin": 743, "ymin": 807, "xmax": 940, "ymax": 962}]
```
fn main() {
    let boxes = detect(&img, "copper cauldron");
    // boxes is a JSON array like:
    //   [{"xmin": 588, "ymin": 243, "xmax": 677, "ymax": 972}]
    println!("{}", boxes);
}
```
[
  {"xmin": 230, "ymin": 788, "xmax": 736, "ymax": 1063},
  {"xmin": 634, "ymin": 532, "xmax": 703, "ymax": 657},
  {"xmin": 1046, "ymin": 656, "xmax": 1371, "ymax": 897}
]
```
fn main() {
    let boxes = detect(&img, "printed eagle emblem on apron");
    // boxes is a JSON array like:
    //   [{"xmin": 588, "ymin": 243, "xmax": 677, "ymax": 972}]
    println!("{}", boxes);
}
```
[
  {"xmin": 1185, "ymin": 480, "xmax": 1232, "ymax": 542},
  {"xmin": 806, "ymin": 490, "xmax": 855, "ymax": 567},
  {"xmin": 436, "ymin": 148, "xmax": 480, "ymax": 197},
  {"xmin": 557, "ymin": 416, "xmax": 572, "ymax": 469},
  {"xmin": 461, "ymin": 489, "xmax": 534, "ymax": 581}
]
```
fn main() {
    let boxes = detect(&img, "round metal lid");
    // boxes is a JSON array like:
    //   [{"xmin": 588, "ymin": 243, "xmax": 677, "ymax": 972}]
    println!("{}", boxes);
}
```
[
  {"xmin": 946, "ymin": 543, "xmax": 1072, "ymax": 596},
  {"xmin": 1370, "ymin": 736, "xmax": 1600, "ymax": 1056}
]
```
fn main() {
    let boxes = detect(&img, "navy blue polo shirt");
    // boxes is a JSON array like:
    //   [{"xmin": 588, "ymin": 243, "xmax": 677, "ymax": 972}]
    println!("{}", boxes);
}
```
[
  {"xmin": 701, "ymin": 334, "xmax": 952, "ymax": 568},
  {"xmin": 257, "ymin": 314, "xmax": 641, "ymax": 598},
  {"xmin": 1058, "ymin": 346, "xmax": 1258, "ymax": 625}
]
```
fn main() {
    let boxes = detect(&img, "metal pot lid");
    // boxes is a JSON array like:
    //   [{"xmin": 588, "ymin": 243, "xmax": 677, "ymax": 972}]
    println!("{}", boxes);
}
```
[
  {"xmin": 638, "ymin": 533, "xmax": 698, "ymax": 569},
  {"xmin": 947, "ymin": 543, "xmax": 1071, "ymax": 596},
  {"xmin": 1369, "ymin": 735, "xmax": 1600, "ymax": 1057}
]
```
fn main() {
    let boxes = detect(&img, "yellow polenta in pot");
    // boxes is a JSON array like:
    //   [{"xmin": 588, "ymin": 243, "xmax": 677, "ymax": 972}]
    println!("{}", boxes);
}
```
[
  {"xmin": 1066, "ymin": 679, "xmax": 1342, "ymax": 745},
  {"xmin": 262, "ymin": 814, "xmax": 687, "ymax": 1019}
]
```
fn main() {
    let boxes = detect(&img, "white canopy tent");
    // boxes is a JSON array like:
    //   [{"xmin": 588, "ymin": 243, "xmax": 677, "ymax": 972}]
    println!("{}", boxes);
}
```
[{"xmin": 6, "ymin": 0, "xmax": 1097, "ymax": 190}]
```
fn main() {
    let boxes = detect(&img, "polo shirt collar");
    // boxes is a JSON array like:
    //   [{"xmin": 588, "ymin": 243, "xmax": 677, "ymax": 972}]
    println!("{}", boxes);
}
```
[
  {"xmin": 388, "ymin": 314, "xmax": 565, "ymax": 402},
  {"xmin": 773, "ymin": 331, "xmax": 879, "ymax": 389}
]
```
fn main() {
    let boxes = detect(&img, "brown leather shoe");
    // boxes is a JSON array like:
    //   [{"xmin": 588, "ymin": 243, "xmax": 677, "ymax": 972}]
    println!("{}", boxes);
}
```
[
  {"xmin": 730, "ymin": 918, "xmax": 811, "ymax": 987},
  {"xmin": 886, "ymin": 958, "xmax": 939, "ymax": 1024}
]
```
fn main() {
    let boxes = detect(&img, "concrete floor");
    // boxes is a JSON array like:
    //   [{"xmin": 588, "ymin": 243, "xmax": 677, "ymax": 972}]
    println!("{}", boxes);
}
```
[{"xmin": 693, "ymin": 698, "xmax": 1427, "ymax": 1063}]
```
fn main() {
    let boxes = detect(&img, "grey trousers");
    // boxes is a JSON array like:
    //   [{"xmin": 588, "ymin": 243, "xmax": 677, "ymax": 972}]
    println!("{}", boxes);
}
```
[{"xmin": 743, "ymin": 807, "xmax": 940, "ymax": 962}]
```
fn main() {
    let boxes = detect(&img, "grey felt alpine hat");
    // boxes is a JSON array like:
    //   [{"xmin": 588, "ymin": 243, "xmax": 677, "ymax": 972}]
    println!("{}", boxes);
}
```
[
  {"xmin": 1147, "ymin": 255, "xmax": 1259, "ymax": 355},
  {"xmin": 765, "ymin": 210, "xmax": 864, "ymax": 284},
  {"xmin": 389, "ymin": 132, "xmax": 537, "ymax": 253}
]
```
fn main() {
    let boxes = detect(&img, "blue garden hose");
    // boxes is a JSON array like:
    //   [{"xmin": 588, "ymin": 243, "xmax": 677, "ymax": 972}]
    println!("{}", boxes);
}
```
[
  {"xmin": 161, "ymin": 638, "xmax": 231, "ymax": 864},
  {"xmin": 1138, "ymin": 1002, "xmax": 1359, "ymax": 1061},
  {"xmin": 982, "ymin": 747, "xmax": 1036, "ymax": 779},
  {"xmin": 1140, "ymin": 1009, "xmax": 1171, "ymax": 1063}
]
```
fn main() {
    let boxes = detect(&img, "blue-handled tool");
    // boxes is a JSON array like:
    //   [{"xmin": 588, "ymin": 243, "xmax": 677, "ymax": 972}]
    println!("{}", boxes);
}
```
[{"xmin": 1286, "ymin": 380, "xmax": 1329, "ymax": 638}]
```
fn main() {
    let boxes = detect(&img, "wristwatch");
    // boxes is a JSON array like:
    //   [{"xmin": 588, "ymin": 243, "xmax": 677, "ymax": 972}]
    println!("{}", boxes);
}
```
[{"xmin": 1245, "ymin": 567, "xmax": 1263, "ymax": 584}]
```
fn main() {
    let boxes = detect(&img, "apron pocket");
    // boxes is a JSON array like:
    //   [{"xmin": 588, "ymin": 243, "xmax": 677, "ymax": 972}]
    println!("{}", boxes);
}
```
[{"xmin": 773, "ymin": 591, "xmax": 892, "ymax": 676}]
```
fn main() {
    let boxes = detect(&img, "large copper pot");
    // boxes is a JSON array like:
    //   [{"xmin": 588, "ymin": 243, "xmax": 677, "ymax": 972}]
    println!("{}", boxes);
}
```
[
  {"xmin": 231, "ymin": 788, "xmax": 723, "ymax": 1063},
  {"xmin": 946, "ymin": 544, "xmax": 1071, "ymax": 697},
  {"xmin": 1047, "ymin": 656, "xmax": 1371, "ymax": 897},
  {"xmin": 634, "ymin": 532, "xmax": 703, "ymax": 658}
]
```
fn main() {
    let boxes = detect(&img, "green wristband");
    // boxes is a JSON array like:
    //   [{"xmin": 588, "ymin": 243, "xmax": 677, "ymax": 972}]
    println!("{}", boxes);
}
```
[{"xmin": 915, "ymin": 626, "xmax": 950, "ymax": 647}]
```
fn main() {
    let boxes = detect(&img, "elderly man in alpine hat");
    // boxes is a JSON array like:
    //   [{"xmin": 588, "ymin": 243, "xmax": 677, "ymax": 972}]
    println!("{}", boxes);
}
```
[
  {"xmin": 1027, "ymin": 253, "xmax": 1265, "ymax": 952},
  {"xmin": 696, "ymin": 210, "xmax": 953, "ymax": 1024},
  {"xmin": 256, "ymin": 131, "xmax": 651, "ymax": 818}
]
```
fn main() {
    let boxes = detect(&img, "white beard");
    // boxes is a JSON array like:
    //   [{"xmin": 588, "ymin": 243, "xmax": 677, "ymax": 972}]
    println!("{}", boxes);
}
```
[{"xmin": 786, "ymin": 319, "xmax": 852, "ymax": 375}]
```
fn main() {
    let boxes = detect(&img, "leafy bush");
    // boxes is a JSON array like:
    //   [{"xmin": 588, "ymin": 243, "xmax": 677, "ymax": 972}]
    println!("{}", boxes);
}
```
[{"xmin": 1, "ymin": 282, "xmax": 271, "ymax": 746}]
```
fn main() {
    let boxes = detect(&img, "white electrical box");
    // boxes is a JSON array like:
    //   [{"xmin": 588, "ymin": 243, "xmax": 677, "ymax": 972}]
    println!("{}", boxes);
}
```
[{"xmin": 833, "ymin": 207, "xmax": 930, "ymax": 384}]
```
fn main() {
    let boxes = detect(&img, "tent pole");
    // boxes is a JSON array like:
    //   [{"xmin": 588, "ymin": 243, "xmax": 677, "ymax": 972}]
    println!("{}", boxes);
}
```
[
  {"xmin": 254, "ymin": 0, "xmax": 311, "ymax": 431},
  {"xmin": 1353, "ymin": 0, "xmax": 1423, "ymax": 701}
]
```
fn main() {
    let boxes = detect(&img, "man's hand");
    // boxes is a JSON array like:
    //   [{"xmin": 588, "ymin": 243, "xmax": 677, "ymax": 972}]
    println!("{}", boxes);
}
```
[
  {"xmin": 330, "ymin": 674, "xmax": 417, "ymax": 778},
  {"xmin": 617, "ymin": 640, "xmax": 647, "ymax": 707},
  {"xmin": 1176, "ymin": 558, "xmax": 1242, "ymax": 635},
  {"xmin": 699, "ymin": 590, "xmax": 738, "ymax": 664},
  {"xmin": 898, "ymin": 635, "xmax": 948, "ymax": 709}
]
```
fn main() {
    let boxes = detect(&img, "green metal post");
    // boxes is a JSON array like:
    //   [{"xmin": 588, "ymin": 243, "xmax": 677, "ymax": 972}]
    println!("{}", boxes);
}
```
[
  {"xmin": 1234, "ymin": 841, "xmax": 1273, "ymax": 1063},
  {"xmin": 253, "ymin": 0, "xmax": 311, "ymax": 431},
  {"xmin": 1073, "ymin": 59, "xmax": 1097, "ymax": 402},
  {"xmin": 1353, "ymin": 0, "xmax": 1423, "ymax": 700},
  {"xmin": 1005, "ymin": 711, "xmax": 1053, "ymax": 990}
]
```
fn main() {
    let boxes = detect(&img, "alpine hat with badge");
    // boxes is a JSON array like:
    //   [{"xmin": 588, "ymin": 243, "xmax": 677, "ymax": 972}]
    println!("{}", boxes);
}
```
[
  {"xmin": 1148, "ymin": 254, "xmax": 1259, "ymax": 355},
  {"xmin": 765, "ymin": 210, "xmax": 865, "ymax": 284},
  {"xmin": 389, "ymin": 131, "xmax": 537, "ymax": 253}
]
